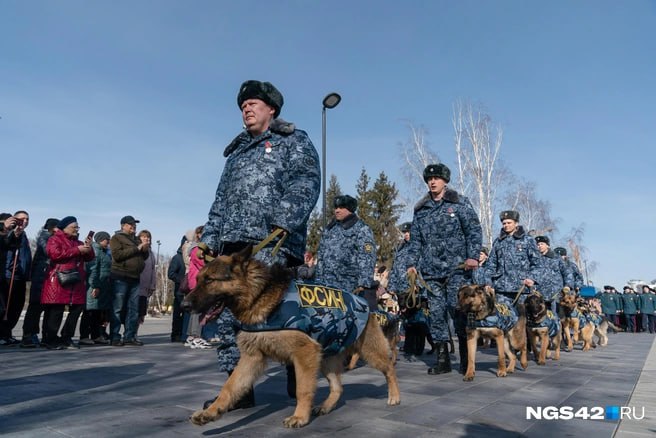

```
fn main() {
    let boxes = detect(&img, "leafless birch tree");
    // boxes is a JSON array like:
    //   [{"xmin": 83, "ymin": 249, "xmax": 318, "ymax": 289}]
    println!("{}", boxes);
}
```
[
  {"xmin": 452, "ymin": 100, "xmax": 506, "ymax": 247},
  {"xmin": 398, "ymin": 121, "xmax": 440, "ymax": 213}
]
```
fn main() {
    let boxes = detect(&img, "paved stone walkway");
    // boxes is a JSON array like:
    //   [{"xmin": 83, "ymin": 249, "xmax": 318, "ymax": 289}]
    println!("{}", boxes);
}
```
[{"xmin": 0, "ymin": 316, "xmax": 653, "ymax": 437}]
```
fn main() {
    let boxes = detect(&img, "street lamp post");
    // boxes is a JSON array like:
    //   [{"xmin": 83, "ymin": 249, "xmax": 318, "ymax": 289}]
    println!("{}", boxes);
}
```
[{"xmin": 322, "ymin": 92, "xmax": 342, "ymax": 226}]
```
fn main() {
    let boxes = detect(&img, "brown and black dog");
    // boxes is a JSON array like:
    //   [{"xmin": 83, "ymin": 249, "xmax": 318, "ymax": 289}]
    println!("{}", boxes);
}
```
[
  {"xmin": 458, "ymin": 285, "xmax": 528, "ymax": 381},
  {"xmin": 182, "ymin": 246, "xmax": 401, "ymax": 428},
  {"xmin": 558, "ymin": 287, "xmax": 596, "ymax": 351},
  {"xmin": 347, "ymin": 311, "xmax": 400, "ymax": 370},
  {"xmin": 524, "ymin": 293, "xmax": 561, "ymax": 365}
]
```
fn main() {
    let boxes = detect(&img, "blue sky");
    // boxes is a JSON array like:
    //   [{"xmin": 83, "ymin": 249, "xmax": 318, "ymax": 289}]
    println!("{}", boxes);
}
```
[{"xmin": 1, "ymin": 1, "xmax": 654, "ymax": 289}]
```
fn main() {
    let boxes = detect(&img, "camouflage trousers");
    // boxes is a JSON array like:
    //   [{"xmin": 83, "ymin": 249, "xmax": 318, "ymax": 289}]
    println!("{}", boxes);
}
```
[
  {"xmin": 425, "ymin": 273, "xmax": 470, "ymax": 342},
  {"xmin": 215, "ymin": 246, "xmax": 290, "ymax": 373}
]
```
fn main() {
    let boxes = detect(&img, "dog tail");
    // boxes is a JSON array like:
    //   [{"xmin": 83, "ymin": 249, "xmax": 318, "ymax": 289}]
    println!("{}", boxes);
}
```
[{"xmin": 603, "ymin": 316, "xmax": 624, "ymax": 333}]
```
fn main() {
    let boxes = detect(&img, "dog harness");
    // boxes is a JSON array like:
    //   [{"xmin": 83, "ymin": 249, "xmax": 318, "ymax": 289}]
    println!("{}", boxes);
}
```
[
  {"xmin": 472, "ymin": 296, "xmax": 518, "ymax": 332},
  {"xmin": 579, "ymin": 311, "xmax": 602, "ymax": 327},
  {"xmin": 528, "ymin": 310, "xmax": 560, "ymax": 338},
  {"xmin": 240, "ymin": 281, "xmax": 370, "ymax": 356}
]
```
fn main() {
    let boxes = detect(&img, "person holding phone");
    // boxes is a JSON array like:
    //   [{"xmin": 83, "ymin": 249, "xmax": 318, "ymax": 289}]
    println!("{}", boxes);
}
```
[
  {"xmin": 41, "ymin": 216, "xmax": 95, "ymax": 349},
  {"xmin": 0, "ymin": 210, "xmax": 32, "ymax": 346}
]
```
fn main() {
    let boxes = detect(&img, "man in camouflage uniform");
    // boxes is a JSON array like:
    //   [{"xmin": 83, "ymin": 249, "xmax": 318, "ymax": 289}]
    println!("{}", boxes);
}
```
[
  {"xmin": 535, "ymin": 236, "xmax": 573, "ymax": 313},
  {"xmin": 313, "ymin": 195, "xmax": 377, "ymax": 299},
  {"xmin": 387, "ymin": 222, "xmax": 413, "ymax": 298},
  {"xmin": 554, "ymin": 247, "xmax": 584, "ymax": 290},
  {"xmin": 471, "ymin": 247, "xmax": 489, "ymax": 285},
  {"xmin": 484, "ymin": 210, "xmax": 542, "ymax": 303},
  {"xmin": 406, "ymin": 164, "xmax": 482, "ymax": 375},
  {"xmin": 200, "ymin": 80, "xmax": 320, "ymax": 408}
]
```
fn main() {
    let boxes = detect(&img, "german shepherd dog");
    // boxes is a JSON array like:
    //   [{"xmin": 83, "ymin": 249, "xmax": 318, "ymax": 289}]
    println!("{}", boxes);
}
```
[
  {"xmin": 182, "ymin": 246, "xmax": 401, "ymax": 428},
  {"xmin": 347, "ymin": 310, "xmax": 400, "ymax": 370},
  {"xmin": 524, "ymin": 293, "xmax": 561, "ymax": 365},
  {"xmin": 458, "ymin": 285, "xmax": 528, "ymax": 381},
  {"xmin": 559, "ymin": 287, "xmax": 595, "ymax": 351},
  {"xmin": 577, "ymin": 298, "xmax": 623, "ymax": 347}
]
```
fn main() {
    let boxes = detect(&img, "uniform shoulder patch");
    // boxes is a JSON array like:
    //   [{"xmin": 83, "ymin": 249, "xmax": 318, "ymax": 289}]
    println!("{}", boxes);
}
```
[{"xmin": 364, "ymin": 243, "xmax": 373, "ymax": 253}]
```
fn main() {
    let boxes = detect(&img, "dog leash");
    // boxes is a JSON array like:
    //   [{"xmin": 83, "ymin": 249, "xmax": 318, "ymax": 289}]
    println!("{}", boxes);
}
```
[
  {"xmin": 511, "ymin": 284, "xmax": 527, "ymax": 307},
  {"xmin": 197, "ymin": 228, "xmax": 287, "ymax": 263}
]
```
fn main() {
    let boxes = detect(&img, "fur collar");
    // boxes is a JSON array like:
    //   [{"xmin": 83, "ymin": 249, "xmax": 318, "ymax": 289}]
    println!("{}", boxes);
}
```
[
  {"xmin": 413, "ymin": 188, "xmax": 460, "ymax": 212},
  {"xmin": 327, "ymin": 213, "xmax": 359, "ymax": 230},
  {"xmin": 498, "ymin": 225, "xmax": 527, "ymax": 241},
  {"xmin": 223, "ymin": 118, "xmax": 295, "ymax": 157}
]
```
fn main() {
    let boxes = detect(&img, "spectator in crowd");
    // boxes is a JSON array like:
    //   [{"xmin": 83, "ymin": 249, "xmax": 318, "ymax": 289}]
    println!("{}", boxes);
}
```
[
  {"xmin": 109, "ymin": 215, "xmax": 150, "ymax": 346},
  {"xmin": 621, "ymin": 286, "xmax": 639, "ymax": 333},
  {"xmin": 535, "ymin": 235, "xmax": 573, "ymax": 313},
  {"xmin": 136, "ymin": 230, "xmax": 157, "ymax": 339},
  {"xmin": 20, "ymin": 218, "xmax": 58, "ymax": 348},
  {"xmin": 554, "ymin": 246, "xmax": 585, "ymax": 290},
  {"xmin": 406, "ymin": 164, "xmax": 483, "ymax": 375},
  {"xmin": 167, "ymin": 236, "xmax": 187, "ymax": 343},
  {"xmin": 41, "ymin": 216, "xmax": 95, "ymax": 349},
  {"xmin": 182, "ymin": 226, "xmax": 210, "ymax": 349},
  {"xmin": 199, "ymin": 80, "xmax": 320, "ymax": 408},
  {"xmin": 79, "ymin": 231, "xmax": 112, "ymax": 345},
  {"xmin": 0, "ymin": 211, "xmax": 32, "ymax": 346},
  {"xmin": 184, "ymin": 240, "xmax": 213, "ymax": 349},
  {"xmin": 296, "ymin": 251, "xmax": 316, "ymax": 280}
]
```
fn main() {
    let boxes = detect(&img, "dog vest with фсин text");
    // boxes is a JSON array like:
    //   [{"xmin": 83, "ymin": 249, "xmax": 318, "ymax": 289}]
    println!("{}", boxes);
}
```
[
  {"xmin": 471, "ymin": 295, "xmax": 518, "ymax": 332},
  {"xmin": 240, "ymin": 281, "xmax": 370, "ymax": 356},
  {"xmin": 528, "ymin": 310, "xmax": 560, "ymax": 338}
]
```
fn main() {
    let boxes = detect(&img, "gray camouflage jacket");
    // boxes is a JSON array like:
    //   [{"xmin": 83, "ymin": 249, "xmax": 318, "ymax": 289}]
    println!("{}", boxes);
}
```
[
  {"xmin": 537, "ymin": 250, "xmax": 574, "ymax": 301},
  {"xmin": 314, "ymin": 213, "xmax": 377, "ymax": 294},
  {"xmin": 201, "ymin": 119, "xmax": 320, "ymax": 262},
  {"xmin": 387, "ymin": 239, "xmax": 413, "ymax": 294},
  {"xmin": 406, "ymin": 190, "xmax": 482, "ymax": 280},
  {"xmin": 484, "ymin": 225, "xmax": 543, "ymax": 293}
]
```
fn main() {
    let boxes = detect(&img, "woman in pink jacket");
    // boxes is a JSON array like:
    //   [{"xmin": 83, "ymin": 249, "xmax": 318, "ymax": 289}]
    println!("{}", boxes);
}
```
[{"xmin": 41, "ymin": 216, "xmax": 95, "ymax": 349}]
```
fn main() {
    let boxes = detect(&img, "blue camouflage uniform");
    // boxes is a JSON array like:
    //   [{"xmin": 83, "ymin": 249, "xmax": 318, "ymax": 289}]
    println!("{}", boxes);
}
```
[
  {"xmin": 564, "ymin": 258, "xmax": 584, "ymax": 290},
  {"xmin": 406, "ymin": 190, "xmax": 483, "ymax": 342},
  {"xmin": 387, "ymin": 239, "xmax": 413, "ymax": 295},
  {"xmin": 484, "ymin": 225, "xmax": 542, "ymax": 302},
  {"xmin": 536, "ymin": 250, "xmax": 574, "ymax": 305},
  {"xmin": 201, "ymin": 118, "xmax": 321, "ymax": 373},
  {"xmin": 240, "ymin": 282, "xmax": 369, "ymax": 356},
  {"xmin": 313, "ymin": 214, "xmax": 377, "ymax": 295}
]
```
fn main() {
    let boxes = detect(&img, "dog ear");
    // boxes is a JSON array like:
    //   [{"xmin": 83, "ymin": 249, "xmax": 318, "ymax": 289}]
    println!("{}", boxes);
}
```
[
  {"xmin": 484, "ymin": 285, "xmax": 495, "ymax": 298},
  {"xmin": 234, "ymin": 245, "xmax": 254, "ymax": 263}
]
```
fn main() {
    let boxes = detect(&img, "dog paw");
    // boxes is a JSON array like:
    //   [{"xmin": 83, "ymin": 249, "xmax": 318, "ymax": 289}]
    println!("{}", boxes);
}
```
[
  {"xmin": 283, "ymin": 415, "xmax": 309, "ymax": 428},
  {"xmin": 496, "ymin": 370, "xmax": 507, "ymax": 377},
  {"xmin": 312, "ymin": 406, "xmax": 331, "ymax": 416},
  {"xmin": 387, "ymin": 396, "xmax": 401, "ymax": 406},
  {"xmin": 190, "ymin": 409, "xmax": 217, "ymax": 426},
  {"xmin": 463, "ymin": 374, "xmax": 475, "ymax": 382}
]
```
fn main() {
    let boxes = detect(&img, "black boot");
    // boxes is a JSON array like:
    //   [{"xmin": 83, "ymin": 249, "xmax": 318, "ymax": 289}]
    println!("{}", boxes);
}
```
[
  {"xmin": 428, "ymin": 342, "xmax": 452, "ymax": 375},
  {"xmin": 286, "ymin": 364, "xmax": 296, "ymax": 399},
  {"xmin": 457, "ymin": 335, "xmax": 468, "ymax": 374},
  {"xmin": 203, "ymin": 371, "xmax": 256, "ymax": 410}
]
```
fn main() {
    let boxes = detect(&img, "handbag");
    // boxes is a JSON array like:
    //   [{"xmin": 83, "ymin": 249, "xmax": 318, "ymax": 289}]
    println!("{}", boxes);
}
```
[{"xmin": 56, "ymin": 267, "xmax": 81, "ymax": 286}]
